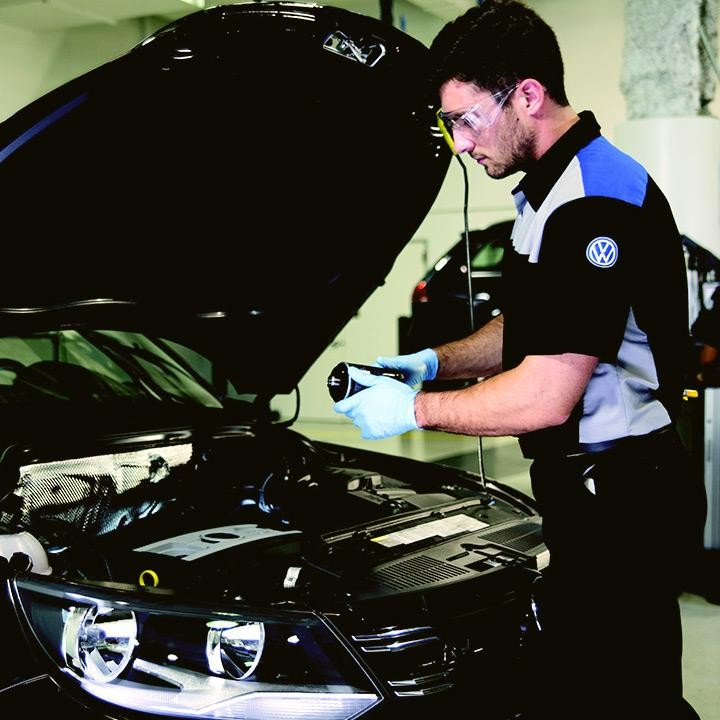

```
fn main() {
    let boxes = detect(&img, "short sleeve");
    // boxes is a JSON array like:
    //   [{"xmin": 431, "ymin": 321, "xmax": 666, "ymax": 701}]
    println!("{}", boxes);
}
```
[{"xmin": 517, "ymin": 196, "xmax": 638, "ymax": 359}]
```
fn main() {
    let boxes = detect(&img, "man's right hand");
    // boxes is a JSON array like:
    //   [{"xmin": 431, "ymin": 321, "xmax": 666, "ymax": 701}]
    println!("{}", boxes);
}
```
[{"xmin": 375, "ymin": 348, "xmax": 438, "ymax": 387}]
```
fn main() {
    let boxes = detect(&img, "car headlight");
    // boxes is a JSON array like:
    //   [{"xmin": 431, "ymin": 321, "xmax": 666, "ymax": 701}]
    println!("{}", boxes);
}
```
[
  {"xmin": 62, "ymin": 604, "xmax": 138, "ymax": 682},
  {"xmin": 12, "ymin": 576, "xmax": 381, "ymax": 720}
]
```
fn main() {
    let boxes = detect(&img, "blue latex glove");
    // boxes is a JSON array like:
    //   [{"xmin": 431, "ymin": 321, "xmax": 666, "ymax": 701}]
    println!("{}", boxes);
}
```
[
  {"xmin": 334, "ymin": 366, "xmax": 419, "ymax": 440},
  {"xmin": 375, "ymin": 348, "xmax": 438, "ymax": 387}
]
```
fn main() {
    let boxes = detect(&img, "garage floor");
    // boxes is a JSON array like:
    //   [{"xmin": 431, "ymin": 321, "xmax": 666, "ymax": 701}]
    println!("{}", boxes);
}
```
[{"xmin": 297, "ymin": 421, "xmax": 720, "ymax": 720}]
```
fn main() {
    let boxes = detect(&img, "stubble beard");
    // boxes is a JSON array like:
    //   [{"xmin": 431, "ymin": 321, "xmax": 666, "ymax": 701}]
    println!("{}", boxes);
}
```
[{"xmin": 484, "ymin": 121, "xmax": 535, "ymax": 180}]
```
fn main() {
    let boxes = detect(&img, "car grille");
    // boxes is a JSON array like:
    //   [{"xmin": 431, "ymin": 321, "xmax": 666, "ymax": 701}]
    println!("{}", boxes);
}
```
[
  {"xmin": 336, "ymin": 564, "xmax": 536, "ymax": 702},
  {"xmin": 351, "ymin": 625, "xmax": 452, "ymax": 696}
]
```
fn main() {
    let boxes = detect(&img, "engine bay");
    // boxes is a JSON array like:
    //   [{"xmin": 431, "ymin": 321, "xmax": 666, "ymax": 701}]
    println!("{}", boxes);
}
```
[
  {"xmin": 0, "ymin": 425, "xmax": 545, "ymax": 718},
  {"xmin": 0, "ymin": 426, "xmax": 544, "ymax": 609}
]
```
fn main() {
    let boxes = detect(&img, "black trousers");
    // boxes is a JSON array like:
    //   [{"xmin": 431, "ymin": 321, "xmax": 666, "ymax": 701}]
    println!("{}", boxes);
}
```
[{"xmin": 528, "ymin": 427, "xmax": 707, "ymax": 720}]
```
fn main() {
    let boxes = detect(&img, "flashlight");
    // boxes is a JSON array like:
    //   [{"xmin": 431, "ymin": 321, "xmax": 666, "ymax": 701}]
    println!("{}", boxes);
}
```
[{"xmin": 327, "ymin": 362, "xmax": 406, "ymax": 402}]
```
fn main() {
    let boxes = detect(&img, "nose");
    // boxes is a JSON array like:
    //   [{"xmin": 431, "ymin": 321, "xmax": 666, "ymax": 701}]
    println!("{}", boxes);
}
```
[{"xmin": 451, "ymin": 130, "xmax": 475, "ymax": 154}]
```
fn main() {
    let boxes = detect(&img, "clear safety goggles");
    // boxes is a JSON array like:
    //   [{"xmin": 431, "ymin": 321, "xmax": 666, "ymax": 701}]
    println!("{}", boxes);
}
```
[{"xmin": 436, "ymin": 84, "xmax": 519, "ymax": 152}]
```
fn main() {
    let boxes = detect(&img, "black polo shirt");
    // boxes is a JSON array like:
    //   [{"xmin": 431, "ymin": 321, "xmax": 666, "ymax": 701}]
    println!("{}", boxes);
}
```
[{"xmin": 502, "ymin": 111, "xmax": 689, "ymax": 458}]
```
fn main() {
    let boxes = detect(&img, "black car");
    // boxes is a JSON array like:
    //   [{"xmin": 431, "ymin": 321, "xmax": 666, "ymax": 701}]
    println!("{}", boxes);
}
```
[
  {"xmin": 399, "ymin": 220, "xmax": 512, "ymax": 356},
  {"xmin": 0, "ymin": 5, "xmax": 545, "ymax": 720}
]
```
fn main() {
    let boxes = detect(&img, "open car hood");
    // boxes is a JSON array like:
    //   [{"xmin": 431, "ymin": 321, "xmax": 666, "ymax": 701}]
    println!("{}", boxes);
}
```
[{"xmin": 0, "ymin": 2, "xmax": 450, "ymax": 396}]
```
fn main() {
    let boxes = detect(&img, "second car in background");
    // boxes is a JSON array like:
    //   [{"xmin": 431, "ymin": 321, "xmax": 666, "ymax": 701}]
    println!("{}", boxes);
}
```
[{"xmin": 399, "ymin": 220, "xmax": 512, "ymax": 388}]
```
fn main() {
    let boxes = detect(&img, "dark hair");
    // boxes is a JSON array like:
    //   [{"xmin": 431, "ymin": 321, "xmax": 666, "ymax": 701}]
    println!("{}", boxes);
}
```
[{"xmin": 428, "ymin": 0, "xmax": 569, "ymax": 105}]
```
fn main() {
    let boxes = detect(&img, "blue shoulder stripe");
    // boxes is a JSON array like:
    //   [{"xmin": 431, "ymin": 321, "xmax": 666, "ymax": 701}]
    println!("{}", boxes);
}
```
[{"xmin": 577, "ymin": 136, "xmax": 648, "ymax": 206}]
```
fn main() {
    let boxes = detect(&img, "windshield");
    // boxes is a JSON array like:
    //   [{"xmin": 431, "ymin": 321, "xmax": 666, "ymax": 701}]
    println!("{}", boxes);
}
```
[{"xmin": 0, "ymin": 330, "xmax": 223, "ymax": 408}]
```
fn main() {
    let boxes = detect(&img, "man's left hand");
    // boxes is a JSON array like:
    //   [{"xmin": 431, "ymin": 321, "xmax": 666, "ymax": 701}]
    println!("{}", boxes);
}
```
[{"xmin": 333, "ymin": 366, "xmax": 419, "ymax": 439}]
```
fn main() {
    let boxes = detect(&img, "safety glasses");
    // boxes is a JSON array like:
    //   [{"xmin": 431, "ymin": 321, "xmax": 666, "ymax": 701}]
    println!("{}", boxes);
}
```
[{"xmin": 436, "ymin": 84, "xmax": 519, "ymax": 152}]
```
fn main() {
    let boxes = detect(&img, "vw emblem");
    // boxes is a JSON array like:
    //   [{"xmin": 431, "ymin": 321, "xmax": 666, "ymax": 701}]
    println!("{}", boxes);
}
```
[{"xmin": 586, "ymin": 236, "xmax": 618, "ymax": 268}]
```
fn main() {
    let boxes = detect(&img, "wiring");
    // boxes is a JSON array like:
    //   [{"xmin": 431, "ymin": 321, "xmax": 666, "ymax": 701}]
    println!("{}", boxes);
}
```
[{"xmin": 454, "ymin": 153, "xmax": 487, "ymax": 491}]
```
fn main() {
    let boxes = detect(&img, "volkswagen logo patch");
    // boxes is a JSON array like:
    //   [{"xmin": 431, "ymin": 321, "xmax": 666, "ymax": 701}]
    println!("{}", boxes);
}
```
[{"xmin": 586, "ymin": 236, "xmax": 618, "ymax": 268}]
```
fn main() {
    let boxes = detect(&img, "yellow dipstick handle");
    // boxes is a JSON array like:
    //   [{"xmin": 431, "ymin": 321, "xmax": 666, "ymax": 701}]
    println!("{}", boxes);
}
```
[
  {"xmin": 683, "ymin": 388, "xmax": 699, "ymax": 401},
  {"xmin": 139, "ymin": 569, "xmax": 159, "ymax": 587}
]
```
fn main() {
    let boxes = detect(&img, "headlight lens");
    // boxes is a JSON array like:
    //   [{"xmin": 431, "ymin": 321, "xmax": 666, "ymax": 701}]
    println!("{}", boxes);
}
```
[
  {"xmin": 14, "ymin": 577, "xmax": 380, "ymax": 720},
  {"xmin": 205, "ymin": 619, "xmax": 264, "ymax": 679},
  {"xmin": 62, "ymin": 604, "xmax": 138, "ymax": 682}
]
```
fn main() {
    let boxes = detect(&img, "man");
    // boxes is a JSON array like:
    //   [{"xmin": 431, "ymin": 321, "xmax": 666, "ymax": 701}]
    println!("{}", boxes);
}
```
[{"xmin": 334, "ymin": 1, "xmax": 707, "ymax": 718}]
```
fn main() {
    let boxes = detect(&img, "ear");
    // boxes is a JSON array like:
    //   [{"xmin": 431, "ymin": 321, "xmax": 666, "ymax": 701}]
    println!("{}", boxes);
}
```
[{"xmin": 515, "ymin": 79, "xmax": 545, "ymax": 118}]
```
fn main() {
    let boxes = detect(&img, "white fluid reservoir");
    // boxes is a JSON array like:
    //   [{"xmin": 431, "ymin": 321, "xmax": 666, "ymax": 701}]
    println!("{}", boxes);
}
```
[
  {"xmin": 615, "ymin": 116, "xmax": 720, "ymax": 260},
  {"xmin": 0, "ymin": 531, "xmax": 52, "ymax": 574}
]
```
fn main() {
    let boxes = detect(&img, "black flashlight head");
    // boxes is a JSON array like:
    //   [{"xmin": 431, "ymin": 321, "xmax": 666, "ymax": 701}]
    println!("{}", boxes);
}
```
[{"xmin": 327, "ymin": 362, "xmax": 406, "ymax": 402}]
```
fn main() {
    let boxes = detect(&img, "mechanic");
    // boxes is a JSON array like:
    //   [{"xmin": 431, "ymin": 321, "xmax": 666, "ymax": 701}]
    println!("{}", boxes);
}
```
[{"xmin": 333, "ymin": 1, "xmax": 707, "ymax": 718}]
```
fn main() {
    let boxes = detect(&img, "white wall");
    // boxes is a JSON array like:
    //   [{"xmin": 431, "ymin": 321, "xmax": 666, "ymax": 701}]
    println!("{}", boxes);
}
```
[
  {"xmin": 0, "ymin": 19, "xmax": 155, "ymax": 123},
  {"xmin": 1, "ymin": 23, "xmax": 56, "ymax": 122}
]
